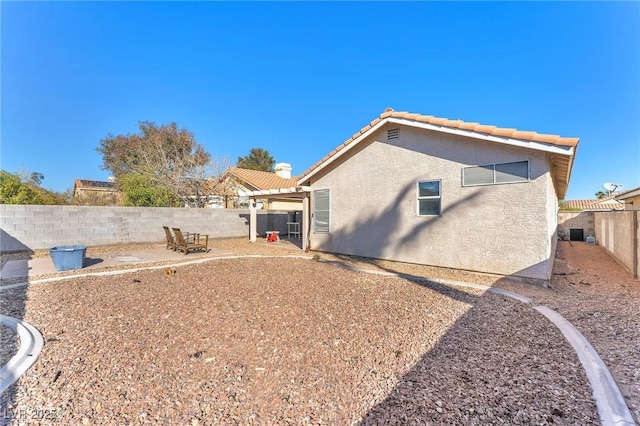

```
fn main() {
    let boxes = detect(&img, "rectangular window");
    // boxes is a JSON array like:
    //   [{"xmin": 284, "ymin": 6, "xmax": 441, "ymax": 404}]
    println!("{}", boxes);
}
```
[
  {"xmin": 462, "ymin": 160, "xmax": 529, "ymax": 186},
  {"xmin": 417, "ymin": 180, "xmax": 441, "ymax": 216},
  {"xmin": 313, "ymin": 189, "xmax": 330, "ymax": 233}
]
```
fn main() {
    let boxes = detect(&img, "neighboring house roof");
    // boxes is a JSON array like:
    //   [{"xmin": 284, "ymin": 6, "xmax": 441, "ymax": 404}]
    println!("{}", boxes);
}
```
[
  {"xmin": 227, "ymin": 167, "xmax": 298, "ymax": 191},
  {"xmin": 298, "ymin": 108, "xmax": 579, "ymax": 199},
  {"xmin": 560, "ymin": 198, "xmax": 624, "ymax": 211},
  {"xmin": 181, "ymin": 178, "xmax": 218, "ymax": 197},
  {"xmin": 615, "ymin": 186, "xmax": 640, "ymax": 201},
  {"xmin": 73, "ymin": 179, "xmax": 116, "ymax": 192}
]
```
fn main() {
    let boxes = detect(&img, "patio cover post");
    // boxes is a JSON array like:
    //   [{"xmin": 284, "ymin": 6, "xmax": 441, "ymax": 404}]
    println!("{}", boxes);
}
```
[
  {"xmin": 249, "ymin": 199, "xmax": 257, "ymax": 242},
  {"xmin": 302, "ymin": 193, "xmax": 309, "ymax": 251}
]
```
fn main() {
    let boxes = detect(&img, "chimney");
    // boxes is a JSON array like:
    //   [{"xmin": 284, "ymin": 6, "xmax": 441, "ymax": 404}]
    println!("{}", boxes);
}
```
[{"xmin": 275, "ymin": 163, "xmax": 292, "ymax": 179}]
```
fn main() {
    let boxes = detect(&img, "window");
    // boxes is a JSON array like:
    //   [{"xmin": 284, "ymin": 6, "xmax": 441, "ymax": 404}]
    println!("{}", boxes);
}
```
[
  {"xmin": 462, "ymin": 160, "xmax": 529, "ymax": 186},
  {"xmin": 313, "ymin": 189, "xmax": 330, "ymax": 233},
  {"xmin": 417, "ymin": 180, "xmax": 441, "ymax": 216}
]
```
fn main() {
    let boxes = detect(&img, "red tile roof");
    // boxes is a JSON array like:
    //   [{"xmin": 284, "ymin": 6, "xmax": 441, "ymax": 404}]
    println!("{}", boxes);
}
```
[
  {"xmin": 560, "ymin": 198, "xmax": 624, "ymax": 211},
  {"xmin": 298, "ymin": 108, "xmax": 579, "ymax": 199},
  {"xmin": 227, "ymin": 167, "xmax": 298, "ymax": 191}
]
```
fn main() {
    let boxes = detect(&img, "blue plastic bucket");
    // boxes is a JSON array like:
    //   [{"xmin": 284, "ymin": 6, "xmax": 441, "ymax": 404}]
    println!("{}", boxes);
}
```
[{"xmin": 49, "ymin": 245, "xmax": 87, "ymax": 271}]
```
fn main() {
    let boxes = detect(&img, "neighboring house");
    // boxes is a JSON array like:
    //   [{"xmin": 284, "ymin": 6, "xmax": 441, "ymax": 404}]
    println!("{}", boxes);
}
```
[
  {"xmin": 73, "ymin": 178, "xmax": 121, "ymax": 206},
  {"xmin": 560, "ymin": 198, "xmax": 624, "ymax": 211},
  {"xmin": 181, "ymin": 178, "xmax": 223, "ymax": 208},
  {"xmin": 224, "ymin": 163, "xmax": 302, "ymax": 211},
  {"xmin": 615, "ymin": 186, "xmax": 640, "ymax": 210},
  {"xmin": 557, "ymin": 198, "xmax": 623, "ymax": 242},
  {"xmin": 296, "ymin": 108, "xmax": 579, "ymax": 283}
]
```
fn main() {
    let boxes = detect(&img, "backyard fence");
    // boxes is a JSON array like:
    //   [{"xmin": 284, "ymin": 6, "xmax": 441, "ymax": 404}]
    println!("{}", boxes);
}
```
[
  {"xmin": 593, "ymin": 210, "xmax": 639, "ymax": 279},
  {"xmin": 0, "ymin": 205, "xmax": 299, "ymax": 252}
]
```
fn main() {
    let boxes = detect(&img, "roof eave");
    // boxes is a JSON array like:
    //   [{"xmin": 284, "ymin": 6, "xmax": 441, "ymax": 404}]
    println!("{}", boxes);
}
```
[
  {"xmin": 298, "ymin": 116, "xmax": 576, "ymax": 186},
  {"xmin": 388, "ymin": 117, "xmax": 576, "ymax": 156},
  {"xmin": 616, "ymin": 187, "xmax": 640, "ymax": 200},
  {"xmin": 298, "ymin": 119, "xmax": 388, "ymax": 185}
]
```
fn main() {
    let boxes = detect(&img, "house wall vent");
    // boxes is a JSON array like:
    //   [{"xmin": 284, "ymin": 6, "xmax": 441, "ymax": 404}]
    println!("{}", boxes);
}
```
[{"xmin": 387, "ymin": 128, "xmax": 400, "ymax": 141}]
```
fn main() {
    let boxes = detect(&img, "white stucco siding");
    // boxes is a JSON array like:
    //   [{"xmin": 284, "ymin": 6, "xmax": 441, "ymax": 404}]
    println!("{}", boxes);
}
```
[{"xmin": 310, "ymin": 125, "xmax": 557, "ymax": 281}]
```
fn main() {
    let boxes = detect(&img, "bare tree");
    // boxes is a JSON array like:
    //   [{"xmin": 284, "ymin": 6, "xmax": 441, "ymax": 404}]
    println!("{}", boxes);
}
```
[{"xmin": 97, "ymin": 122, "xmax": 221, "ymax": 207}]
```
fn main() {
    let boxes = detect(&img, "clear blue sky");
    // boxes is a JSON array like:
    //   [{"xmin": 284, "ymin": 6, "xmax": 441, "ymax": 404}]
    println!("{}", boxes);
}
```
[{"xmin": 2, "ymin": 1, "xmax": 639, "ymax": 200}]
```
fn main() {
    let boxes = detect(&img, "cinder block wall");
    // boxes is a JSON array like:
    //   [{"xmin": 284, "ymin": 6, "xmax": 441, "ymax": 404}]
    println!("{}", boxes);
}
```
[
  {"xmin": 0, "ymin": 205, "xmax": 297, "ymax": 252},
  {"xmin": 594, "ymin": 211, "xmax": 639, "ymax": 278},
  {"xmin": 557, "ymin": 211, "xmax": 595, "ymax": 239}
]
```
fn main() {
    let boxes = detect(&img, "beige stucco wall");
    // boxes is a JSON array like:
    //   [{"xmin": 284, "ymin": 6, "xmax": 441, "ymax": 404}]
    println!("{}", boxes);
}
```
[
  {"xmin": 620, "ymin": 194, "xmax": 640, "ymax": 210},
  {"xmin": 309, "ymin": 125, "xmax": 559, "ymax": 281},
  {"xmin": 268, "ymin": 199, "xmax": 303, "ymax": 211}
]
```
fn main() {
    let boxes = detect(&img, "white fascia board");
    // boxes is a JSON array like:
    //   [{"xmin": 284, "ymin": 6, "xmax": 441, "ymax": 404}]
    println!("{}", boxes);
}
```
[
  {"xmin": 245, "ymin": 187, "xmax": 311, "ymax": 197},
  {"xmin": 387, "ymin": 117, "xmax": 575, "ymax": 156},
  {"xmin": 298, "ymin": 119, "xmax": 388, "ymax": 184},
  {"xmin": 616, "ymin": 187, "xmax": 640, "ymax": 200},
  {"xmin": 299, "ymin": 117, "xmax": 574, "ymax": 185}
]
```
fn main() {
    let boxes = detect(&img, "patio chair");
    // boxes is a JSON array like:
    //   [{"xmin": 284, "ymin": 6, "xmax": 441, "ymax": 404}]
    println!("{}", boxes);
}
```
[
  {"xmin": 163, "ymin": 226, "xmax": 176, "ymax": 250},
  {"xmin": 172, "ymin": 227, "xmax": 209, "ymax": 255}
]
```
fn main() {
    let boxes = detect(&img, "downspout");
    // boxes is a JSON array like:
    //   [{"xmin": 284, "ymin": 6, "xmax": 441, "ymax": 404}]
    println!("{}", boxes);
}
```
[{"xmin": 633, "ymin": 210, "xmax": 638, "ymax": 279}]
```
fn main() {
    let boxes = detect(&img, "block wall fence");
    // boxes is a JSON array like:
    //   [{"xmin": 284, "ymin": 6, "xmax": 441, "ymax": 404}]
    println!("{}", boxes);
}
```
[
  {"xmin": 593, "ymin": 210, "xmax": 639, "ymax": 279},
  {"xmin": 0, "ymin": 205, "xmax": 299, "ymax": 252},
  {"xmin": 557, "ymin": 211, "xmax": 595, "ymax": 239},
  {"xmin": 557, "ymin": 210, "xmax": 638, "ymax": 279}
]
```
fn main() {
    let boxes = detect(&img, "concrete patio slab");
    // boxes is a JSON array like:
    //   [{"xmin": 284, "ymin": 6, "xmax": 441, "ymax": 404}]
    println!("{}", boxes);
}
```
[{"xmin": 0, "ymin": 244, "xmax": 232, "ymax": 280}]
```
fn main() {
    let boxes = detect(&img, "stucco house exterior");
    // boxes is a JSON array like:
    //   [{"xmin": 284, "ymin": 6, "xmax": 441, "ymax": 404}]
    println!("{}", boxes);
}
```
[
  {"xmin": 297, "ymin": 108, "xmax": 579, "ymax": 283},
  {"xmin": 616, "ymin": 186, "xmax": 640, "ymax": 210}
]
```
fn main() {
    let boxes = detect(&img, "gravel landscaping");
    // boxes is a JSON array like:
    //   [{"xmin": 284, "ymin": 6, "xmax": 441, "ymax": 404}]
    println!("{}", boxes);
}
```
[{"xmin": 0, "ymin": 238, "xmax": 637, "ymax": 424}]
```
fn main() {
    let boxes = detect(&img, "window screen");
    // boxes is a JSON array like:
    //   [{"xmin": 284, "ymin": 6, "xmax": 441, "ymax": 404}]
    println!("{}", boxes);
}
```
[
  {"xmin": 313, "ymin": 189, "xmax": 330, "ymax": 233},
  {"xmin": 417, "ymin": 181, "xmax": 441, "ymax": 216}
]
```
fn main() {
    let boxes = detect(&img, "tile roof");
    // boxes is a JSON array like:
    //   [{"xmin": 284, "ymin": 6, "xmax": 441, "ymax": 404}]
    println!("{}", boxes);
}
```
[
  {"xmin": 227, "ymin": 167, "xmax": 298, "ymax": 191},
  {"xmin": 560, "ymin": 198, "xmax": 624, "ymax": 211},
  {"xmin": 298, "ymin": 108, "xmax": 579, "ymax": 199}
]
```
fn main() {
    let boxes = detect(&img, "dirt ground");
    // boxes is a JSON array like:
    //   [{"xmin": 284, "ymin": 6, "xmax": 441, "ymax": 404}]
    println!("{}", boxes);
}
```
[{"xmin": 0, "ymin": 239, "xmax": 637, "ymax": 424}]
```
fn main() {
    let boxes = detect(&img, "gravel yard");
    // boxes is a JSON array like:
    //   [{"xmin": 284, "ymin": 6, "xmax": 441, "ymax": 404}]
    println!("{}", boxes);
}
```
[
  {"xmin": 495, "ymin": 241, "xmax": 640, "ymax": 424},
  {"xmin": 0, "ymin": 239, "xmax": 636, "ymax": 424}
]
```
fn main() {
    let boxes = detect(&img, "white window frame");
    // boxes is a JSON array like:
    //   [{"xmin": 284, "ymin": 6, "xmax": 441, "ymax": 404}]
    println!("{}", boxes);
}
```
[
  {"xmin": 416, "ymin": 180, "xmax": 441, "ymax": 216},
  {"xmin": 462, "ymin": 160, "xmax": 530, "ymax": 187},
  {"xmin": 313, "ymin": 189, "xmax": 330, "ymax": 233}
]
